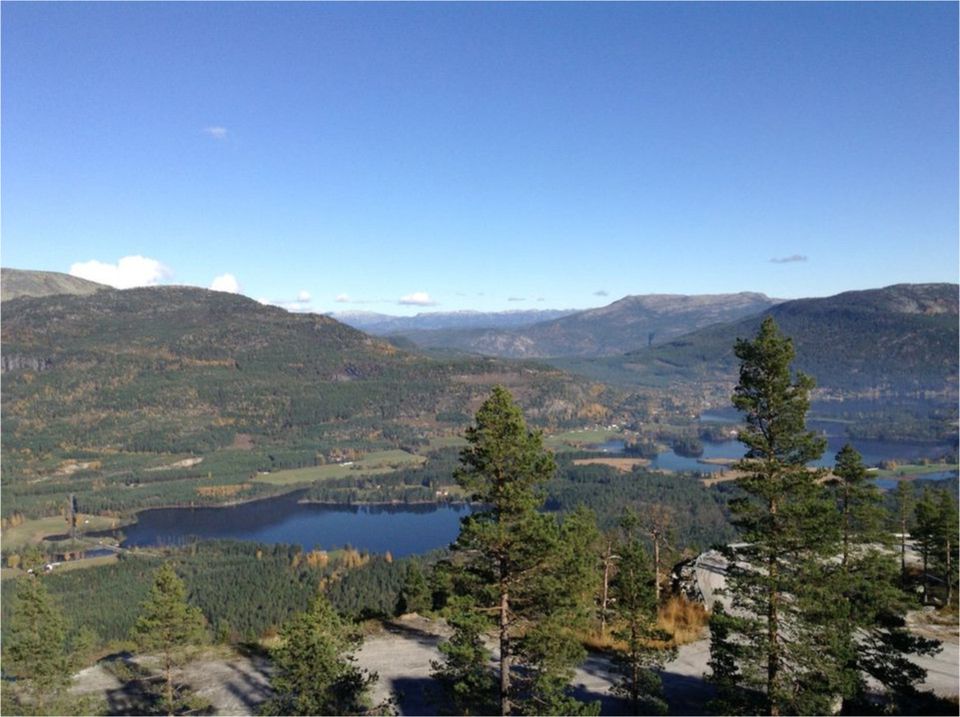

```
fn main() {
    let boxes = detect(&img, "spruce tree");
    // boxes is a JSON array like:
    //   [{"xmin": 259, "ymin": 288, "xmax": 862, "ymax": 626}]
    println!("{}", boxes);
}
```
[
  {"xmin": 261, "ymin": 594, "xmax": 375, "ymax": 716},
  {"xmin": 6, "ymin": 574, "xmax": 71, "ymax": 714},
  {"xmin": 131, "ymin": 562, "xmax": 207, "ymax": 716},
  {"xmin": 434, "ymin": 386, "xmax": 599, "ymax": 716}
]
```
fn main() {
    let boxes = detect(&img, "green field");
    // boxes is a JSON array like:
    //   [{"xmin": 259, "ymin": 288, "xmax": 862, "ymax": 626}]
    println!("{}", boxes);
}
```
[
  {"xmin": 253, "ymin": 449, "xmax": 427, "ymax": 486},
  {"xmin": 2, "ymin": 514, "xmax": 121, "ymax": 551},
  {"xmin": 872, "ymin": 462, "xmax": 959, "ymax": 479},
  {"xmin": 545, "ymin": 428, "xmax": 622, "ymax": 452}
]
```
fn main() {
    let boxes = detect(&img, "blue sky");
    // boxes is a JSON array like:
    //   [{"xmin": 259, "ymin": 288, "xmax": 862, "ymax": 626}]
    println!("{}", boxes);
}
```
[{"xmin": 2, "ymin": 2, "xmax": 957, "ymax": 315}]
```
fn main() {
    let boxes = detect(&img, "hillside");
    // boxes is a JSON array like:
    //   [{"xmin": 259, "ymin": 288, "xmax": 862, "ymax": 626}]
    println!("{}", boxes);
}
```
[
  {"xmin": 555, "ymin": 284, "xmax": 959, "ymax": 396},
  {"xmin": 1, "ymin": 287, "xmax": 617, "ymax": 519},
  {"xmin": 1, "ymin": 268, "xmax": 107, "ymax": 302},
  {"xmin": 393, "ymin": 292, "xmax": 779, "ymax": 358}
]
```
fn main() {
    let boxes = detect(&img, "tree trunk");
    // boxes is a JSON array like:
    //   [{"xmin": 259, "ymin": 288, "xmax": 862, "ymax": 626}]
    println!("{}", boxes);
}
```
[
  {"xmin": 767, "ymin": 499, "xmax": 780, "ymax": 717},
  {"xmin": 900, "ymin": 516, "xmax": 907, "ymax": 584},
  {"xmin": 601, "ymin": 551, "xmax": 611, "ymax": 639},
  {"xmin": 165, "ymin": 652, "xmax": 174, "ymax": 716},
  {"xmin": 653, "ymin": 534, "xmax": 661, "ymax": 606},
  {"xmin": 500, "ymin": 583, "xmax": 511, "ymax": 716},
  {"xmin": 946, "ymin": 536, "xmax": 953, "ymax": 605}
]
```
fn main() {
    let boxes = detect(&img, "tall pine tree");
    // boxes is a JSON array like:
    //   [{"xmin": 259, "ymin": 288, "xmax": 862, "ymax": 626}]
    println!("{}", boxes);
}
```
[
  {"xmin": 712, "ymin": 316, "xmax": 838, "ymax": 715},
  {"xmin": 433, "ymin": 387, "xmax": 599, "ymax": 716}
]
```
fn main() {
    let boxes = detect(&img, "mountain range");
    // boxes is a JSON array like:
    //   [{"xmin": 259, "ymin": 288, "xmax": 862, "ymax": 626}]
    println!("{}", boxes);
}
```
[
  {"xmin": 386, "ymin": 292, "xmax": 780, "ymax": 358},
  {"xmin": 555, "ymin": 283, "xmax": 959, "ymax": 395}
]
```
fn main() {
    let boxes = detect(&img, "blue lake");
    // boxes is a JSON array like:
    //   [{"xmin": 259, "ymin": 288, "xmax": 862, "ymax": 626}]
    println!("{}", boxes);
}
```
[
  {"xmin": 116, "ymin": 493, "xmax": 472, "ymax": 557},
  {"xmin": 598, "ymin": 436, "xmax": 957, "ymax": 486}
]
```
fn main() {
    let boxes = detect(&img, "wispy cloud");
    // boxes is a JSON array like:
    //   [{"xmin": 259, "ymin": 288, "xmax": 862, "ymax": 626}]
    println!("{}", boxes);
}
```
[
  {"xmin": 593, "ymin": 289, "xmax": 609, "ymax": 297},
  {"xmin": 507, "ymin": 296, "xmax": 526, "ymax": 302},
  {"xmin": 69, "ymin": 255, "xmax": 172, "ymax": 289},
  {"xmin": 398, "ymin": 291, "xmax": 436, "ymax": 306},
  {"xmin": 296, "ymin": 290, "xmax": 311, "ymax": 303},
  {"xmin": 334, "ymin": 294, "xmax": 351, "ymax": 303},
  {"xmin": 210, "ymin": 273, "xmax": 242, "ymax": 294},
  {"xmin": 202, "ymin": 126, "xmax": 229, "ymax": 140},
  {"xmin": 770, "ymin": 254, "xmax": 808, "ymax": 264}
]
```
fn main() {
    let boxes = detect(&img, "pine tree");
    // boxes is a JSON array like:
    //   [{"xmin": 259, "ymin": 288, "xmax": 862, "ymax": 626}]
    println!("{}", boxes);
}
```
[
  {"xmin": 803, "ymin": 445, "xmax": 941, "ymax": 710},
  {"xmin": 893, "ymin": 480, "xmax": 914, "ymax": 584},
  {"xmin": 430, "ymin": 596, "xmax": 497, "ymax": 716},
  {"xmin": 396, "ymin": 561, "xmax": 431, "ymax": 615},
  {"xmin": 609, "ymin": 519, "xmax": 675, "ymax": 715},
  {"xmin": 6, "ymin": 574, "xmax": 70, "ymax": 714},
  {"xmin": 131, "ymin": 562, "xmax": 207, "ymax": 716},
  {"xmin": 261, "ymin": 594, "xmax": 375, "ymax": 716},
  {"xmin": 434, "ymin": 386, "xmax": 599, "ymax": 716},
  {"xmin": 716, "ymin": 316, "xmax": 839, "ymax": 715},
  {"xmin": 934, "ymin": 489, "xmax": 958, "ymax": 605},
  {"xmin": 914, "ymin": 488, "xmax": 941, "ymax": 603}
]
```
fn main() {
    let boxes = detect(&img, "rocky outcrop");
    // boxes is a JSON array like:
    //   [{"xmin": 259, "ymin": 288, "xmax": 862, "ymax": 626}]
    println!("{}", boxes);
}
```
[{"xmin": 1, "ymin": 354, "xmax": 53, "ymax": 373}]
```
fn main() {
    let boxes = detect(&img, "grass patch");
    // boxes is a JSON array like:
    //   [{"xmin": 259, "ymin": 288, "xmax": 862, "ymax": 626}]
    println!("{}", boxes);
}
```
[
  {"xmin": 873, "ymin": 463, "xmax": 959, "ymax": 478},
  {"xmin": 545, "ymin": 428, "xmax": 622, "ymax": 453},
  {"xmin": 2, "ymin": 514, "xmax": 120, "ymax": 550},
  {"xmin": 253, "ymin": 450, "xmax": 427, "ymax": 486}
]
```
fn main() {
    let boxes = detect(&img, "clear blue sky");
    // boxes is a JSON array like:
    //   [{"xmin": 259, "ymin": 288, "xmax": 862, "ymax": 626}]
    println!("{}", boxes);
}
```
[{"xmin": 3, "ymin": 2, "xmax": 957, "ymax": 314}]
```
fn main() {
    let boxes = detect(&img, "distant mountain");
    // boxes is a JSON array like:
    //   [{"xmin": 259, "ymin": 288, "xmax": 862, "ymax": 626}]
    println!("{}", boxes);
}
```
[
  {"xmin": 330, "ymin": 308, "xmax": 576, "ymax": 334},
  {"xmin": 1, "ymin": 286, "xmax": 617, "ymax": 516},
  {"xmin": 556, "ymin": 283, "xmax": 959, "ymax": 396},
  {"xmin": 393, "ymin": 292, "xmax": 780, "ymax": 358},
  {"xmin": 1, "ymin": 268, "xmax": 107, "ymax": 301}
]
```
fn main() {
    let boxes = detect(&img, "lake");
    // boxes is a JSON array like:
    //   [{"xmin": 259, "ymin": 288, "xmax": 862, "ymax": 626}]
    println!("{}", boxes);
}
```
[
  {"xmin": 598, "ymin": 433, "xmax": 957, "ymax": 483},
  {"xmin": 115, "ymin": 492, "xmax": 472, "ymax": 557}
]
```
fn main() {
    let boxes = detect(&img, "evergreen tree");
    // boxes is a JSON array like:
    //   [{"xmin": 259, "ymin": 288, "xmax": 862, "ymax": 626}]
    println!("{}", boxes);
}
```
[
  {"xmin": 609, "ymin": 516, "xmax": 675, "ymax": 716},
  {"xmin": 396, "ymin": 562, "xmax": 431, "ymax": 615},
  {"xmin": 803, "ymin": 445, "xmax": 940, "ymax": 711},
  {"xmin": 261, "ymin": 594, "xmax": 375, "ymax": 716},
  {"xmin": 893, "ymin": 480, "xmax": 914, "ymax": 584},
  {"xmin": 131, "ymin": 563, "xmax": 207, "ymax": 716},
  {"xmin": 914, "ymin": 488, "xmax": 941, "ymax": 603},
  {"xmin": 434, "ymin": 386, "xmax": 598, "ymax": 716},
  {"xmin": 828, "ymin": 443, "xmax": 887, "ymax": 566},
  {"xmin": 6, "ymin": 574, "xmax": 70, "ymax": 714},
  {"xmin": 715, "ymin": 316, "xmax": 839, "ymax": 715},
  {"xmin": 934, "ymin": 490, "xmax": 958, "ymax": 605},
  {"xmin": 430, "ymin": 596, "xmax": 497, "ymax": 716}
]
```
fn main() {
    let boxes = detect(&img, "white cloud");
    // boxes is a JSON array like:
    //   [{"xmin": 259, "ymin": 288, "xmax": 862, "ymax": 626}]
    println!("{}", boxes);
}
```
[
  {"xmin": 335, "ymin": 294, "xmax": 351, "ymax": 303},
  {"xmin": 203, "ymin": 126, "xmax": 228, "ymax": 140},
  {"xmin": 507, "ymin": 296, "xmax": 526, "ymax": 302},
  {"xmin": 770, "ymin": 254, "xmax": 808, "ymax": 264},
  {"xmin": 210, "ymin": 273, "xmax": 242, "ymax": 294},
  {"xmin": 296, "ymin": 290, "xmax": 311, "ymax": 303},
  {"xmin": 594, "ymin": 289, "xmax": 609, "ymax": 297},
  {"xmin": 398, "ymin": 291, "xmax": 436, "ymax": 306},
  {"xmin": 69, "ymin": 255, "xmax": 172, "ymax": 289}
]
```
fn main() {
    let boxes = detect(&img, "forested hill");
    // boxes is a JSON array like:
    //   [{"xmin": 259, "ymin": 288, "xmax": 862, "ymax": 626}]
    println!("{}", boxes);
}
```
[
  {"xmin": 559, "ymin": 283, "xmax": 959, "ymax": 395},
  {"xmin": 1, "ymin": 286, "xmax": 618, "ymax": 516},
  {"xmin": 390, "ymin": 292, "xmax": 779, "ymax": 358},
  {"xmin": 1, "ymin": 268, "xmax": 108, "ymax": 302}
]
